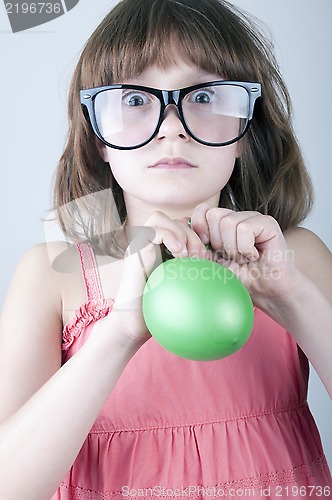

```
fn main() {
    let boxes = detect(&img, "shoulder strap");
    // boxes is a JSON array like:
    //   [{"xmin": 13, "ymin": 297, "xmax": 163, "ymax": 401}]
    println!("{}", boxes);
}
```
[{"xmin": 76, "ymin": 243, "xmax": 104, "ymax": 301}]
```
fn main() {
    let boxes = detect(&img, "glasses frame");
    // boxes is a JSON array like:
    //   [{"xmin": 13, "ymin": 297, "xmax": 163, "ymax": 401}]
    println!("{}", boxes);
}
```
[{"xmin": 80, "ymin": 80, "xmax": 262, "ymax": 150}]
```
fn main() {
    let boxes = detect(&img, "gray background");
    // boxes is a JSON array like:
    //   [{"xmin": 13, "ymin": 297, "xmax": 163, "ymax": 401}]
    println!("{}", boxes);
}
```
[{"xmin": 0, "ymin": 0, "xmax": 331, "ymax": 466}]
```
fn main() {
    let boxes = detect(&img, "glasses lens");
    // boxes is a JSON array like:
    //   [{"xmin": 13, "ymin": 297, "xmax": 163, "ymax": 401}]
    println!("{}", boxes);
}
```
[
  {"xmin": 182, "ymin": 84, "xmax": 249, "ymax": 144},
  {"xmin": 94, "ymin": 88, "xmax": 161, "ymax": 148}
]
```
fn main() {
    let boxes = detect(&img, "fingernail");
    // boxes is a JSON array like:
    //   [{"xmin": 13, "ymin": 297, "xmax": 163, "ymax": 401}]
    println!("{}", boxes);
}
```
[
  {"xmin": 201, "ymin": 233, "xmax": 209, "ymax": 245},
  {"xmin": 181, "ymin": 245, "xmax": 188, "ymax": 257},
  {"xmin": 175, "ymin": 241, "xmax": 188, "ymax": 256}
]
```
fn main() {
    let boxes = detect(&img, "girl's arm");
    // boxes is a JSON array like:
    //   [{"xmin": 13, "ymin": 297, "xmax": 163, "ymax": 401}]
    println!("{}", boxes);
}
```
[
  {"xmin": 0, "ymin": 244, "xmax": 143, "ymax": 499},
  {"xmin": 266, "ymin": 227, "xmax": 332, "ymax": 397},
  {"xmin": 0, "ymin": 214, "xmax": 206, "ymax": 499}
]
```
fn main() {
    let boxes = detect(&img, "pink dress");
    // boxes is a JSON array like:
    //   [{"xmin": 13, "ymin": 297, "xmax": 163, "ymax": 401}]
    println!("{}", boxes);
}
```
[{"xmin": 53, "ymin": 243, "xmax": 331, "ymax": 499}]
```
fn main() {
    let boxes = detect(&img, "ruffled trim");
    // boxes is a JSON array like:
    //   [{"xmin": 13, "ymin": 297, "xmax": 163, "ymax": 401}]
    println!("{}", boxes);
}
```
[
  {"xmin": 62, "ymin": 298, "xmax": 114, "ymax": 351},
  {"xmin": 55, "ymin": 454, "xmax": 330, "ymax": 499}
]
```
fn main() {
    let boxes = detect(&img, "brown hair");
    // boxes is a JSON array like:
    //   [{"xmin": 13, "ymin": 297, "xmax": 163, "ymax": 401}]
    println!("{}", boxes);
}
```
[{"xmin": 54, "ymin": 0, "xmax": 313, "ymax": 254}]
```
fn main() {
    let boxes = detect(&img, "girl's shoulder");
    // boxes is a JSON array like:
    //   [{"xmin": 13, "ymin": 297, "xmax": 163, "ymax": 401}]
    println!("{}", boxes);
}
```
[
  {"xmin": 284, "ymin": 227, "xmax": 332, "ymax": 302},
  {"xmin": 284, "ymin": 226, "xmax": 331, "ymax": 263},
  {"xmin": 15, "ymin": 240, "xmax": 80, "ymax": 286},
  {"xmin": 16, "ymin": 242, "xmax": 124, "ymax": 326},
  {"xmin": 10, "ymin": 241, "xmax": 87, "ymax": 322},
  {"xmin": 10, "ymin": 241, "xmax": 68, "ymax": 299}
]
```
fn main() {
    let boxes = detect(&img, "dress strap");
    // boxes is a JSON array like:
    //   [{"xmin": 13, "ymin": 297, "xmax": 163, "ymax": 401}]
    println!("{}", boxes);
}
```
[{"xmin": 76, "ymin": 243, "xmax": 104, "ymax": 301}]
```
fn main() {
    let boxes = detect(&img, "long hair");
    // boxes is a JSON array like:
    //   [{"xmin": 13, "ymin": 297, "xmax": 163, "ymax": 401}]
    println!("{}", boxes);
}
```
[{"xmin": 54, "ymin": 0, "xmax": 313, "ymax": 254}]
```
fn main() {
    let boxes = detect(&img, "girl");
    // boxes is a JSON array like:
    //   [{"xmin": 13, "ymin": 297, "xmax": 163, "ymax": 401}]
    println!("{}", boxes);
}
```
[{"xmin": 0, "ymin": 0, "xmax": 331, "ymax": 498}]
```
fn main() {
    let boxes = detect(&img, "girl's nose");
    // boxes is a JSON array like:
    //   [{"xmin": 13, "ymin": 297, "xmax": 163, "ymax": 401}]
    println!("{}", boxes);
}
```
[{"xmin": 155, "ymin": 104, "xmax": 190, "ymax": 143}]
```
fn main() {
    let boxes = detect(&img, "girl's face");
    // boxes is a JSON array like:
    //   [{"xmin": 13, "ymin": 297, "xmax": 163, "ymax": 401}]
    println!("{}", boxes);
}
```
[{"xmin": 100, "ymin": 55, "xmax": 241, "ymax": 222}]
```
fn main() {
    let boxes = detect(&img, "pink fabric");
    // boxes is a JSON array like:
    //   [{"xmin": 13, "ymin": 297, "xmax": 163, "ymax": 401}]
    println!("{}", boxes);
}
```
[{"xmin": 53, "ymin": 244, "xmax": 331, "ymax": 499}]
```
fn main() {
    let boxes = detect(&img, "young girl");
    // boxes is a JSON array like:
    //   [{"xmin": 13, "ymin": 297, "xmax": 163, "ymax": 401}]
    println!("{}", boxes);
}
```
[{"xmin": 0, "ymin": 0, "xmax": 331, "ymax": 498}]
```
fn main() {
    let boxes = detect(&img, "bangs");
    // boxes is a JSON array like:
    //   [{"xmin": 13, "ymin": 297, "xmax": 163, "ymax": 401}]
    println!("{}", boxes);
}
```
[{"xmin": 80, "ymin": 0, "xmax": 267, "ymax": 89}]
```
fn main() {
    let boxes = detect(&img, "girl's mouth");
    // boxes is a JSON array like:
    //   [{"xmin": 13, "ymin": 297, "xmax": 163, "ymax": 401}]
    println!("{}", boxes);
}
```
[{"xmin": 149, "ymin": 157, "xmax": 197, "ymax": 169}]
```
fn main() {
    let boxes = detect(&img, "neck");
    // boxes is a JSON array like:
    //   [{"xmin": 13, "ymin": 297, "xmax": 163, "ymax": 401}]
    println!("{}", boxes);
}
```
[{"xmin": 124, "ymin": 192, "xmax": 221, "ymax": 227}]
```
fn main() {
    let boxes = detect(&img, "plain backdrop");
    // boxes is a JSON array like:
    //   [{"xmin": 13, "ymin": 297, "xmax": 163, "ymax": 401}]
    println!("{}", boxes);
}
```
[{"xmin": 0, "ymin": 0, "xmax": 331, "ymax": 467}]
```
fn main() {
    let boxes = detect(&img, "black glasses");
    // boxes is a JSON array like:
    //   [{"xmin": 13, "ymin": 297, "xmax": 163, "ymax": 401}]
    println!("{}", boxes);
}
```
[{"xmin": 80, "ymin": 81, "xmax": 261, "ymax": 150}]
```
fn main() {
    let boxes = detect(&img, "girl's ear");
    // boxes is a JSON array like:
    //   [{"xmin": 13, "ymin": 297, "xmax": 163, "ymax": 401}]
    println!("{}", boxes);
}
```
[{"xmin": 96, "ymin": 138, "xmax": 109, "ymax": 162}]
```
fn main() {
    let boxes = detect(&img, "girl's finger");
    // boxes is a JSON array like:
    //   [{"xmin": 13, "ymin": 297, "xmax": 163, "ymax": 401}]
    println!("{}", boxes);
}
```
[
  {"xmin": 205, "ymin": 207, "xmax": 233, "ymax": 253},
  {"xmin": 144, "ymin": 211, "xmax": 207, "ymax": 258},
  {"xmin": 189, "ymin": 203, "xmax": 213, "ymax": 245},
  {"xmin": 236, "ymin": 215, "xmax": 281, "ymax": 259},
  {"xmin": 143, "ymin": 212, "xmax": 188, "ymax": 255},
  {"xmin": 218, "ymin": 211, "xmax": 263, "ymax": 261},
  {"xmin": 177, "ymin": 218, "xmax": 208, "ymax": 258},
  {"xmin": 204, "ymin": 209, "xmax": 264, "ymax": 262}
]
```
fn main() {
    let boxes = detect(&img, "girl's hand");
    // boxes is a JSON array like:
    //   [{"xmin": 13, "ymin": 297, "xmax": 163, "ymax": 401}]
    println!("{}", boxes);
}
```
[
  {"xmin": 190, "ymin": 204, "xmax": 298, "ymax": 310},
  {"xmin": 109, "ymin": 211, "xmax": 208, "ymax": 345}
]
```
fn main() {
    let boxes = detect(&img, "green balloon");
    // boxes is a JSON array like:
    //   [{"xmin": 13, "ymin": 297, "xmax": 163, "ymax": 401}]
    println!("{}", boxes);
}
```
[{"xmin": 142, "ymin": 257, "xmax": 254, "ymax": 361}]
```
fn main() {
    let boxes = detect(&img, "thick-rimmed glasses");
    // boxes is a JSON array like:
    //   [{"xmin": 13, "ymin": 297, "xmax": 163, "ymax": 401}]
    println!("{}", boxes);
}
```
[{"xmin": 80, "ymin": 81, "xmax": 261, "ymax": 150}]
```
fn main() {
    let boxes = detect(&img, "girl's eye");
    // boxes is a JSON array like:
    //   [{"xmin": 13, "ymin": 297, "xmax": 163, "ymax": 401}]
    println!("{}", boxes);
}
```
[
  {"xmin": 189, "ymin": 89, "xmax": 215, "ymax": 104},
  {"xmin": 122, "ymin": 91, "xmax": 150, "ymax": 107}
]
